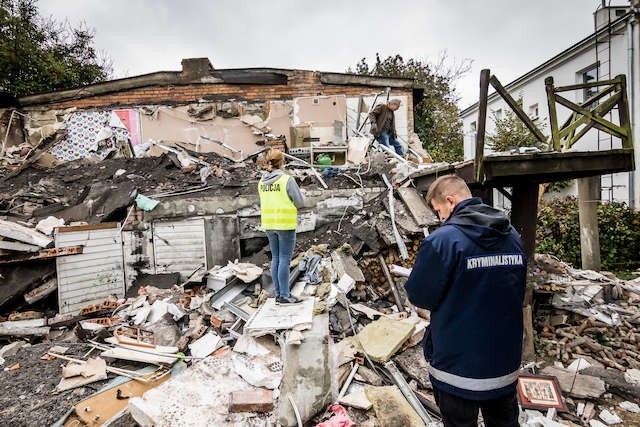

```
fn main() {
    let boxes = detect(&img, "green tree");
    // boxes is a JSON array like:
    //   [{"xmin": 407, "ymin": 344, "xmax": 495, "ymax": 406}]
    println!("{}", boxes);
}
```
[
  {"xmin": 0, "ymin": 0, "xmax": 111, "ymax": 97},
  {"xmin": 487, "ymin": 99, "xmax": 548, "ymax": 152},
  {"xmin": 349, "ymin": 53, "xmax": 469, "ymax": 163}
]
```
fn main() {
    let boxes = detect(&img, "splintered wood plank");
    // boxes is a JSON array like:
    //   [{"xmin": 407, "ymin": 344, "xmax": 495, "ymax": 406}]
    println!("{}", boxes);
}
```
[
  {"xmin": 24, "ymin": 278, "xmax": 58, "ymax": 304},
  {"xmin": 396, "ymin": 188, "xmax": 438, "ymax": 226},
  {"xmin": 70, "ymin": 370, "xmax": 170, "ymax": 426},
  {"xmin": 0, "ymin": 220, "xmax": 52, "ymax": 247}
]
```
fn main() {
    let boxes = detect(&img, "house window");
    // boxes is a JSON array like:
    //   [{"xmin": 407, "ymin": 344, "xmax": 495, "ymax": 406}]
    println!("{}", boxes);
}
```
[
  {"xmin": 470, "ymin": 121, "xmax": 477, "ymax": 132},
  {"xmin": 582, "ymin": 65, "xmax": 599, "ymax": 103},
  {"xmin": 494, "ymin": 108, "xmax": 503, "ymax": 120},
  {"xmin": 528, "ymin": 103, "xmax": 539, "ymax": 120}
]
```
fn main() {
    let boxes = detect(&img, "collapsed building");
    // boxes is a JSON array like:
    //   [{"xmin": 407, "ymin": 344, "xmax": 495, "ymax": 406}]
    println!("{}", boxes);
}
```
[
  {"xmin": 1, "ymin": 58, "xmax": 640, "ymax": 427},
  {"xmin": 0, "ymin": 57, "xmax": 430, "ymax": 311}
]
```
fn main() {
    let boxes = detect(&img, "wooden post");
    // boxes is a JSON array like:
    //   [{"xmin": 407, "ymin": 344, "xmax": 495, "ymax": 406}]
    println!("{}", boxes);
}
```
[
  {"xmin": 616, "ymin": 74, "xmax": 633, "ymax": 149},
  {"xmin": 511, "ymin": 183, "xmax": 538, "ymax": 361},
  {"xmin": 510, "ymin": 183, "xmax": 538, "ymax": 262},
  {"xmin": 545, "ymin": 76, "xmax": 561, "ymax": 151},
  {"xmin": 522, "ymin": 305, "xmax": 536, "ymax": 361},
  {"xmin": 474, "ymin": 69, "xmax": 490, "ymax": 183},
  {"xmin": 489, "ymin": 75, "xmax": 547, "ymax": 144},
  {"xmin": 578, "ymin": 176, "xmax": 601, "ymax": 270}
]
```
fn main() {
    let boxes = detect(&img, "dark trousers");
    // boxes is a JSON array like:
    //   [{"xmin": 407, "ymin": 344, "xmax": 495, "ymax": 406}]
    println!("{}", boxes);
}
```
[{"xmin": 433, "ymin": 387, "xmax": 519, "ymax": 427}]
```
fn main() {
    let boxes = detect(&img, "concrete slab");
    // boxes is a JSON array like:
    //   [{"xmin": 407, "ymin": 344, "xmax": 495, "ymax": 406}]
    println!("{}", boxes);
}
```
[
  {"xmin": 365, "ymin": 385, "xmax": 426, "ymax": 427},
  {"xmin": 357, "ymin": 317, "xmax": 415, "ymax": 363},
  {"xmin": 129, "ymin": 352, "xmax": 275, "ymax": 426},
  {"xmin": 279, "ymin": 313, "xmax": 336, "ymax": 426}
]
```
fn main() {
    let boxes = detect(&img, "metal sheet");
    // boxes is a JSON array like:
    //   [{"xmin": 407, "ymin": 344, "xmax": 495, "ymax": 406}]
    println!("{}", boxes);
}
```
[
  {"xmin": 55, "ymin": 224, "xmax": 125, "ymax": 315},
  {"xmin": 152, "ymin": 218, "xmax": 207, "ymax": 280},
  {"xmin": 122, "ymin": 227, "xmax": 155, "ymax": 292},
  {"xmin": 205, "ymin": 216, "xmax": 240, "ymax": 267}
]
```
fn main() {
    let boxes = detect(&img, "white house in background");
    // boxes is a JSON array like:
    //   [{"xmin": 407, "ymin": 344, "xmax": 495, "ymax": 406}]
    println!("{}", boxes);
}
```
[{"xmin": 460, "ymin": 2, "xmax": 640, "ymax": 210}]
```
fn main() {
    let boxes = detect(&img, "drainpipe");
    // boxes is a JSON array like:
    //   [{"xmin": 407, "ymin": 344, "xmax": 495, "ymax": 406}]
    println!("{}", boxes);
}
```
[{"xmin": 627, "ymin": 12, "xmax": 637, "ymax": 208}]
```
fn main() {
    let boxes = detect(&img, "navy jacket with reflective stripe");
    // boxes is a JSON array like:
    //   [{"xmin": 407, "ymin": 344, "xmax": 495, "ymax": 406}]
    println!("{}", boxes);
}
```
[{"xmin": 405, "ymin": 197, "xmax": 526, "ymax": 400}]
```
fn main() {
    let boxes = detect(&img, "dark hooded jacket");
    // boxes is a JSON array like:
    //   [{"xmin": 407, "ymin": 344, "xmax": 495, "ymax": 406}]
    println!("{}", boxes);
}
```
[{"xmin": 405, "ymin": 197, "xmax": 526, "ymax": 400}]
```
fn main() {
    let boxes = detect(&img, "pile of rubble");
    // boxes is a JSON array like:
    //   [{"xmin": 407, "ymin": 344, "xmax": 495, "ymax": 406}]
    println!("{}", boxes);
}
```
[
  {"xmin": 1, "ymin": 129, "xmax": 640, "ymax": 426},
  {"xmin": 529, "ymin": 254, "xmax": 640, "ymax": 426},
  {"xmin": 0, "ymin": 133, "xmax": 452, "ymax": 426}
]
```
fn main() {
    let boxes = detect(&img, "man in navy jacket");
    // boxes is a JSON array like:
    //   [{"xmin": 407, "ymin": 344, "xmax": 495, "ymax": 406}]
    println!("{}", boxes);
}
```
[{"xmin": 405, "ymin": 175, "xmax": 525, "ymax": 427}]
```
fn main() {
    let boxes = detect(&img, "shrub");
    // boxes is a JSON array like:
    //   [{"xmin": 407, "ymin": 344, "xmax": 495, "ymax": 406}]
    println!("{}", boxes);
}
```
[{"xmin": 536, "ymin": 197, "xmax": 640, "ymax": 271}]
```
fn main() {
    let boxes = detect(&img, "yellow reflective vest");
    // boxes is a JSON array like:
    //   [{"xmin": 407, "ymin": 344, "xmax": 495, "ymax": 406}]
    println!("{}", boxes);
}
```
[{"xmin": 258, "ymin": 174, "xmax": 298, "ymax": 230}]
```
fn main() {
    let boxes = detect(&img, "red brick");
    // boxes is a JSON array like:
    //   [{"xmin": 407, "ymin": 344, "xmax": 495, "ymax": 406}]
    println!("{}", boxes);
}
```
[{"xmin": 229, "ymin": 389, "xmax": 273, "ymax": 413}]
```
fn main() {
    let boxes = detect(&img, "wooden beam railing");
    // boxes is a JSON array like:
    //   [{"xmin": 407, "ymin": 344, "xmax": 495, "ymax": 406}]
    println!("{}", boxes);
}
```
[
  {"xmin": 473, "ymin": 70, "xmax": 633, "ymax": 182},
  {"xmin": 545, "ymin": 74, "xmax": 633, "ymax": 151}
]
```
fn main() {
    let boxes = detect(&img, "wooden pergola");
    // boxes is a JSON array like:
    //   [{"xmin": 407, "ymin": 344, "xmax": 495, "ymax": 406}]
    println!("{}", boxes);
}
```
[{"xmin": 412, "ymin": 69, "xmax": 635, "ymax": 263}]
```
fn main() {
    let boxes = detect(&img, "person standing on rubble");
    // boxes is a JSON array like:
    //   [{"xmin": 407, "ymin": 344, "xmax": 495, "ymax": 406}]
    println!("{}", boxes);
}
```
[
  {"xmin": 258, "ymin": 149, "xmax": 305, "ymax": 304},
  {"xmin": 405, "ymin": 175, "xmax": 526, "ymax": 427},
  {"xmin": 368, "ymin": 98, "xmax": 404, "ymax": 155}
]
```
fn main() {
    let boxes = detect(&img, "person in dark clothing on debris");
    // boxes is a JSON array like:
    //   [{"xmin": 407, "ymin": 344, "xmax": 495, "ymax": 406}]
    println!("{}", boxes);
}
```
[
  {"xmin": 405, "ymin": 175, "xmax": 526, "ymax": 427},
  {"xmin": 368, "ymin": 99, "xmax": 404, "ymax": 155},
  {"xmin": 258, "ymin": 149, "xmax": 305, "ymax": 305}
]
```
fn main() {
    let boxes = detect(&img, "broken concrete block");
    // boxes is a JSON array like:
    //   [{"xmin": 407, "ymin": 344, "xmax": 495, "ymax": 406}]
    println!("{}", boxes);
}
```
[
  {"xmin": 279, "ymin": 313, "xmax": 336, "ymax": 426},
  {"xmin": 188, "ymin": 331, "xmax": 221, "ymax": 359},
  {"xmin": 598, "ymin": 409, "xmax": 622, "ymax": 425},
  {"xmin": 229, "ymin": 389, "xmax": 274, "ymax": 413},
  {"xmin": 338, "ymin": 391, "xmax": 372, "ymax": 410},
  {"xmin": 357, "ymin": 317, "xmax": 415, "ymax": 363},
  {"xmin": 624, "ymin": 368, "xmax": 640, "ymax": 385},
  {"xmin": 129, "ymin": 353, "xmax": 275, "ymax": 426},
  {"xmin": 619, "ymin": 400, "xmax": 640, "ymax": 413},
  {"xmin": 541, "ymin": 366, "xmax": 605, "ymax": 399},
  {"xmin": 365, "ymin": 385, "xmax": 425, "ymax": 427}
]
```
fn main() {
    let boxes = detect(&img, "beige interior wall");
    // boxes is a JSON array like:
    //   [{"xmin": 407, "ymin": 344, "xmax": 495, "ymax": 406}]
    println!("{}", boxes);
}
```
[{"xmin": 140, "ymin": 106, "xmax": 264, "ymax": 158}]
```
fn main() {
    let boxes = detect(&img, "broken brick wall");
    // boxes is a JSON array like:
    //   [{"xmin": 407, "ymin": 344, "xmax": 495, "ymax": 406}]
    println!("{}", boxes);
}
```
[
  {"xmin": 21, "ymin": 70, "xmax": 413, "ymax": 126},
  {"xmin": 13, "ymin": 68, "xmax": 416, "ymax": 162}
]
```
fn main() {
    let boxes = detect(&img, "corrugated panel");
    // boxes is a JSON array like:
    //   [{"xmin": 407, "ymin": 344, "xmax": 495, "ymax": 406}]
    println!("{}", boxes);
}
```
[
  {"xmin": 55, "ymin": 225, "xmax": 125, "ymax": 315},
  {"xmin": 153, "ymin": 218, "xmax": 206, "ymax": 280}
]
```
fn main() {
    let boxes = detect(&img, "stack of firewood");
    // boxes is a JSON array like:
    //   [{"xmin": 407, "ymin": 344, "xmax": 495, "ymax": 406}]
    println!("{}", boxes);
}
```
[{"xmin": 538, "ymin": 317, "xmax": 640, "ymax": 372}]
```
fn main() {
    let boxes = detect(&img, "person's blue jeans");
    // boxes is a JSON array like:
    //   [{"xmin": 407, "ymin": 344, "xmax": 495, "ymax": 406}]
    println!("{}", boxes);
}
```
[
  {"xmin": 377, "ymin": 131, "xmax": 404, "ymax": 155},
  {"xmin": 266, "ymin": 229, "xmax": 296, "ymax": 298}
]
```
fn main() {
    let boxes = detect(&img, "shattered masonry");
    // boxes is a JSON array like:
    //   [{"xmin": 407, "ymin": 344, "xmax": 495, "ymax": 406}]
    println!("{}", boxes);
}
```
[{"xmin": 0, "ymin": 57, "xmax": 639, "ymax": 426}]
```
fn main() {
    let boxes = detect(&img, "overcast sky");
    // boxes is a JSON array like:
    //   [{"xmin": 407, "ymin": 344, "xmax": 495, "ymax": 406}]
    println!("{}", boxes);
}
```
[{"xmin": 39, "ymin": 0, "xmax": 623, "ymax": 109}]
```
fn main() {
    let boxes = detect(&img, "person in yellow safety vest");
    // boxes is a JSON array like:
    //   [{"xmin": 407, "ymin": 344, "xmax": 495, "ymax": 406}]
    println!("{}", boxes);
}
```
[{"xmin": 258, "ymin": 149, "xmax": 306, "ymax": 304}]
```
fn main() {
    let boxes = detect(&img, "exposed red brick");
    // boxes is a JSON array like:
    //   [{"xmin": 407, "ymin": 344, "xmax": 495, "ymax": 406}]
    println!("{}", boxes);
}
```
[{"xmin": 229, "ymin": 389, "xmax": 274, "ymax": 413}]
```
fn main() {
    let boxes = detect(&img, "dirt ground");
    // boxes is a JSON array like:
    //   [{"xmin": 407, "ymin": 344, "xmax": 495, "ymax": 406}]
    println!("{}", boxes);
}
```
[{"xmin": 0, "ymin": 339, "xmax": 148, "ymax": 426}]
